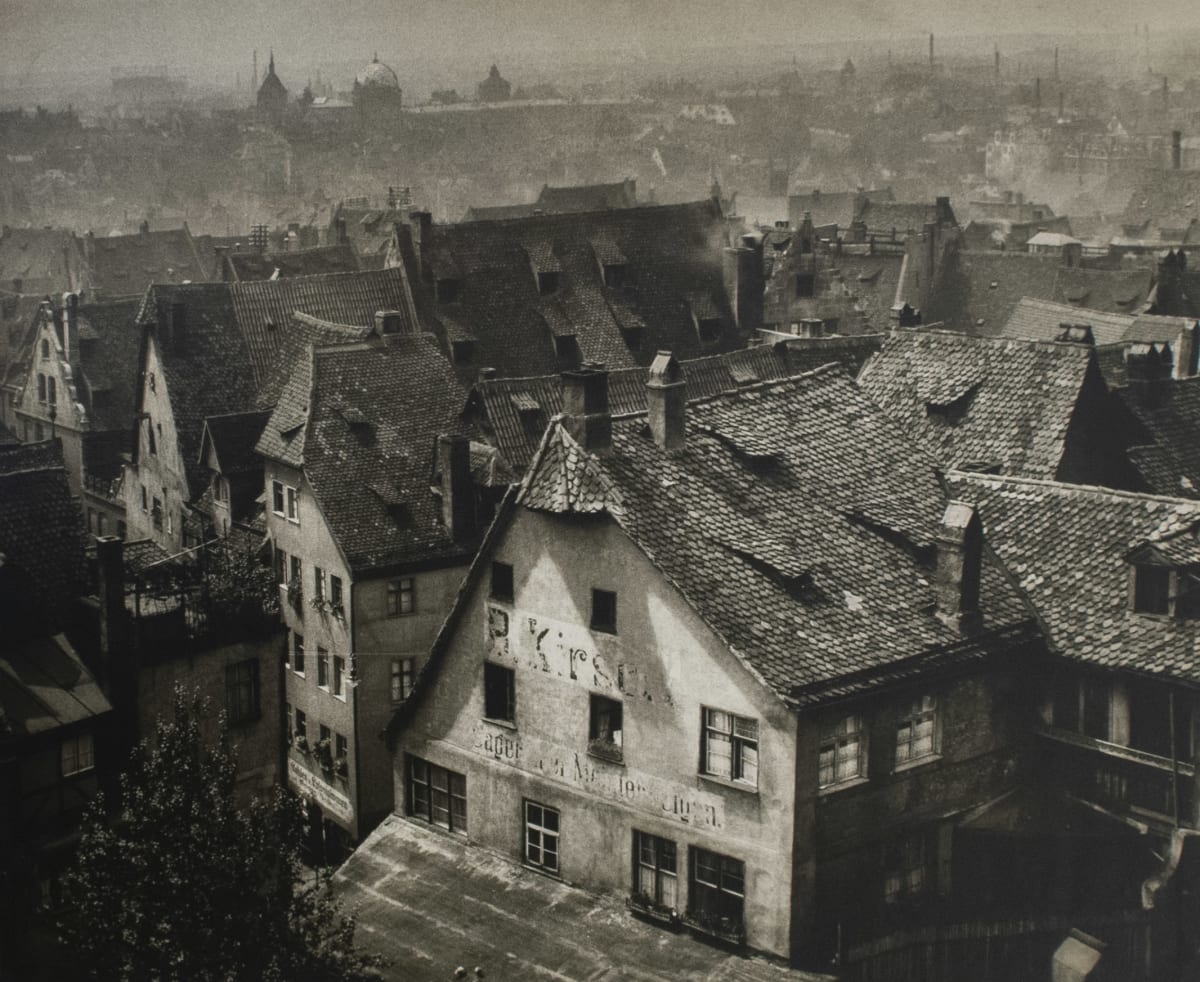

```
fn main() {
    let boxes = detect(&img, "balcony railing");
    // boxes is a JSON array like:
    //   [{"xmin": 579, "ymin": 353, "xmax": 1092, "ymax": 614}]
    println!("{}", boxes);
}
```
[{"xmin": 1039, "ymin": 727, "xmax": 1195, "ymax": 825}]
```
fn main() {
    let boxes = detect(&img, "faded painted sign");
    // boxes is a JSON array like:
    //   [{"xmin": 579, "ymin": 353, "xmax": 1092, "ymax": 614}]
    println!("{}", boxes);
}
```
[
  {"xmin": 486, "ymin": 604, "xmax": 667, "ymax": 705},
  {"xmin": 472, "ymin": 722, "xmax": 724, "ymax": 829},
  {"xmin": 288, "ymin": 757, "xmax": 353, "ymax": 824}
]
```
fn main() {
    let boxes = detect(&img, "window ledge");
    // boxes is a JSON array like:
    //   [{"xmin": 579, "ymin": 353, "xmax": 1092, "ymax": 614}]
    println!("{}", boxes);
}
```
[
  {"xmin": 521, "ymin": 862, "xmax": 563, "ymax": 882},
  {"xmin": 818, "ymin": 775, "xmax": 870, "ymax": 797},
  {"xmin": 893, "ymin": 753, "xmax": 942, "ymax": 775},
  {"xmin": 698, "ymin": 772, "xmax": 759, "ymax": 796},
  {"xmin": 482, "ymin": 716, "xmax": 518, "ymax": 731},
  {"xmin": 587, "ymin": 745, "xmax": 625, "ymax": 766}
]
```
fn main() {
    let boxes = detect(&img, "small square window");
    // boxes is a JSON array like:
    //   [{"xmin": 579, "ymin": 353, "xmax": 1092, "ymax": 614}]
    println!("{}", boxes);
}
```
[
  {"xmin": 591, "ymin": 588, "xmax": 617, "ymax": 634},
  {"xmin": 588, "ymin": 694, "xmax": 623, "ymax": 762},
  {"xmin": 391, "ymin": 658, "xmax": 415, "ymax": 702},
  {"xmin": 484, "ymin": 662, "xmax": 516, "ymax": 723},
  {"xmin": 491, "ymin": 561, "xmax": 514, "ymax": 603},
  {"xmin": 388, "ymin": 577, "xmax": 415, "ymax": 617},
  {"xmin": 538, "ymin": 271, "xmax": 559, "ymax": 295}
]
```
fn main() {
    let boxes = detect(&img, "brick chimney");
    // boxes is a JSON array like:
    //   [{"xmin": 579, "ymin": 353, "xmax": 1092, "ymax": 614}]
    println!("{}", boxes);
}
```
[
  {"xmin": 562, "ymin": 362, "xmax": 611, "ymax": 452},
  {"xmin": 1126, "ymin": 342, "xmax": 1173, "ymax": 408},
  {"xmin": 933, "ymin": 501, "xmax": 983, "ymax": 633},
  {"xmin": 409, "ymin": 210, "xmax": 433, "ymax": 278},
  {"xmin": 61, "ymin": 291, "xmax": 78, "ymax": 361},
  {"xmin": 437, "ymin": 434, "xmax": 476, "ymax": 543},
  {"xmin": 722, "ymin": 233, "xmax": 764, "ymax": 336},
  {"xmin": 1175, "ymin": 322, "xmax": 1198, "ymax": 378},
  {"xmin": 647, "ymin": 351, "xmax": 685, "ymax": 452}
]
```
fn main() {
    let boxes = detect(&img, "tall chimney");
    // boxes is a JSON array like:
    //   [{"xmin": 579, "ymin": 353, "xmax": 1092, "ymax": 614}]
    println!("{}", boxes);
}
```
[
  {"xmin": 647, "ymin": 351, "xmax": 685, "ymax": 452},
  {"xmin": 933, "ymin": 502, "xmax": 983, "ymax": 633},
  {"xmin": 1172, "ymin": 130, "xmax": 1182, "ymax": 170},
  {"xmin": 438, "ymin": 434, "xmax": 476, "ymax": 543},
  {"xmin": 561, "ymin": 362, "xmax": 611, "ymax": 452},
  {"xmin": 61, "ymin": 291, "xmax": 78, "ymax": 361},
  {"xmin": 374, "ymin": 309, "xmax": 408, "ymax": 335},
  {"xmin": 1175, "ymin": 323, "xmax": 1197, "ymax": 379}
]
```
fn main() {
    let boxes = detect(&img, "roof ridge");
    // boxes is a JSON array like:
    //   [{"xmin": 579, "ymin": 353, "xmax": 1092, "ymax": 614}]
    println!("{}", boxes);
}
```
[
  {"xmin": 453, "ymin": 197, "xmax": 718, "ymax": 230},
  {"xmin": 947, "ymin": 469, "xmax": 1200, "ymax": 508},
  {"xmin": 896, "ymin": 327, "xmax": 1096, "ymax": 354}
]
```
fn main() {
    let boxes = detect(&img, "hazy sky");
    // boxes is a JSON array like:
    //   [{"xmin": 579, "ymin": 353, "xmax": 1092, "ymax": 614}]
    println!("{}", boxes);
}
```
[{"xmin": 1, "ymin": 0, "xmax": 1194, "ymax": 84}]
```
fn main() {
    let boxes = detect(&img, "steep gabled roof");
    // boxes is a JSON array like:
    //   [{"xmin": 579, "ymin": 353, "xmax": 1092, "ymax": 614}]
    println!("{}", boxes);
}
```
[
  {"xmin": 0, "ymin": 440, "xmax": 87, "ymax": 635},
  {"xmin": 409, "ymin": 199, "xmax": 737, "ymax": 377},
  {"xmin": 86, "ymin": 226, "xmax": 210, "ymax": 297},
  {"xmin": 948, "ymin": 472, "xmax": 1200, "ymax": 683},
  {"xmin": 200, "ymin": 409, "xmax": 274, "ymax": 476},
  {"xmin": 72, "ymin": 297, "xmax": 143, "ymax": 432},
  {"xmin": 508, "ymin": 369, "xmax": 1029, "ymax": 703},
  {"xmin": 1118, "ymin": 377, "xmax": 1200, "ymax": 498},
  {"xmin": 857, "ymin": 330, "xmax": 1097, "ymax": 478},
  {"xmin": 257, "ymin": 335, "xmax": 474, "ymax": 574}
]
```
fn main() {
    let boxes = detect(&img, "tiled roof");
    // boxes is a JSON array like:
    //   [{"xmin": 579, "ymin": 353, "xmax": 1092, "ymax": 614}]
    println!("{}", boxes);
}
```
[
  {"xmin": 85, "ymin": 226, "xmax": 210, "ymax": 298},
  {"xmin": 257, "ymin": 335, "xmax": 475, "ymax": 573},
  {"xmin": 0, "ymin": 440, "xmax": 87, "ymax": 635},
  {"xmin": 947, "ymin": 472, "xmax": 1200, "ymax": 683},
  {"xmin": 512, "ymin": 368, "xmax": 1030, "ymax": 703},
  {"xmin": 999, "ymin": 297, "xmax": 1135, "ymax": 346},
  {"xmin": 135, "ymin": 283, "xmax": 260, "ymax": 498},
  {"xmin": 0, "ymin": 634, "xmax": 112, "ymax": 739},
  {"xmin": 200, "ymin": 409, "xmax": 273, "ymax": 476},
  {"xmin": 227, "ymin": 267, "xmax": 422, "ymax": 389},
  {"xmin": 463, "ymin": 180, "xmax": 639, "ymax": 223},
  {"xmin": 0, "ymin": 227, "xmax": 88, "ymax": 294},
  {"xmin": 1122, "ymin": 171, "xmax": 1200, "ymax": 234},
  {"xmin": 926, "ymin": 251, "xmax": 1152, "ymax": 334},
  {"xmin": 857, "ymin": 330, "xmax": 1097, "ymax": 478},
  {"xmin": 255, "ymin": 311, "xmax": 377, "ymax": 411},
  {"xmin": 857, "ymin": 200, "xmax": 947, "ymax": 235},
  {"xmin": 407, "ymin": 199, "xmax": 738, "ymax": 378},
  {"xmin": 787, "ymin": 188, "xmax": 892, "ymax": 231},
  {"xmin": 225, "ymin": 243, "xmax": 361, "ymax": 281},
  {"xmin": 72, "ymin": 297, "xmax": 143, "ymax": 433},
  {"xmin": 467, "ymin": 338, "xmax": 883, "ymax": 473},
  {"xmin": 1117, "ymin": 377, "xmax": 1200, "ymax": 498}
]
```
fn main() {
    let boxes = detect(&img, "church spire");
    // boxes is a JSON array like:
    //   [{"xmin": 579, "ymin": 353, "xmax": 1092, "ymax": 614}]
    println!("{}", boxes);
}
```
[{"xmin": 269, "ymin": 49, "xmax": 275, "ymax": 75}]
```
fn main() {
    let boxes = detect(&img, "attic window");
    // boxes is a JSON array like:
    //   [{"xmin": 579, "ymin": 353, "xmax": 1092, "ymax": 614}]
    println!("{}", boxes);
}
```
[
  {"xmin": 451, "ymin": 339, "xmax": 475, "ymax": 365},
  {"xmin": 1133, "ymin": 564, "xmax": 1170, "ymax": 615},
  {"xmin": 537, "ymin": 271, "xmax": 559, "ymax": 296},
  {"xmin": 795, "ymin": 273, "xmax": 815, "ymax": 298},
  {"xmin": 555, "ymin": 334, "xmax": 580, "ymax": 363},
  {"xmin": 603, "ymin": 263, "xmax": 627, "ymax": 288},
  {"xmin": 697, "ymin": 318, "xmax": 723, "ymax": 346},
  {"xmin": 619, "ymin": 324, "xmax": 644, "ymax": 351},
  {"xmin": 436, "ymin": 278, "xmax": 461, "ymax": 304}
]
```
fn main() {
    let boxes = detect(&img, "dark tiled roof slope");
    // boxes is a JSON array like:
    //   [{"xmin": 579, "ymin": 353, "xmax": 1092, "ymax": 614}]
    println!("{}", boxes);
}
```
[
  {"xmin": 201, "ymin": 409, "xmax": 273, "ymax": 475},
  {"xmin": 226, "ymin": 243, "xmax": 361, "ymax": 281},
  {"xmin": 1117, "ymin": 378, "xmax": 1200, "ymax": 498},
  {"xmin": 536, "ymin": 180, "xmax": 637, "ymax": 213},
  {"xmin": 258, "ymin": 336, "xmax": 473, "ymax": 573},
  {"xmin": 1122, "ymin": 171, "xmax": 1200, "ymax": 234},
  {"xmin": 927, "ymin": 251, "xmax": 1151, "ymax": 334},
  {"xmin": 0, "ymin": 440, "xmax": 87, "ymax": 632},
  {"xmin": 0, "ymin": 227, "xmax": 86, "ymax": 293},
  {"xmin": 787, "ymin": 188, "xmax": 893, "ymax": 231},
  {"xmin": 228, "ymin": 267, "xmax": 422, "ymax": 389},
  {"xmin": 412, "ymin": 199, "xmax": 737, "ymax": 377},
  {"xmin": 255, "ymin": 312, "xmax": 377, "ymax": 411},
  {"xmin": 73, "ymin": 297, "xmax": 143, "ymax": 432},
  {"xmin": 999, "ymin": 298, "xmax": 1135, "ymax": 346},
  {"xmin": 136, "ymin": 283, "xmax": 259, "ymax": 497},
  {"xmin": 468, "ymin": 338, "xmax": 883, "ymax": 472},
  {"xmin": 87, "ymin": 227, "xmax": 210, "ymax": 297},
  {"xmin": 517, "ymin": 369, "xmax": 1029, "ymax": 702},
  {"xmin": 947, "ymin": 472, "xmax": 1200, "ymax": 683},
  {"xmin": 857, "ymin": 330, "xmax": 1095, "ymax": 478}
]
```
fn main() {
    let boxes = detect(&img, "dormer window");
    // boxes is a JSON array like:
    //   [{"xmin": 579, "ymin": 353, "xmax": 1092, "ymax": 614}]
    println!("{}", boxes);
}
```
[
  {"xmin": 554, "ymin": 334, "xmax": 580, "ymax": 364},
  {"xmin": 537, "ymin": 271, "xmax": 559, "ymax": 296},
  {"xmin": 697, "ymin": 318, "xmax": 723, "ymax": 346},
  {"xmin": 603, "ymin": 263, "xmax": 627, "ymax": 288},
  {"xmin": 1133, "ymin": 564, "xmax": 1170, "ymax": 615},
  {"xmin": 451, "ymin": 339, "xmax": 475, "ymax": 365},
  {"xmin": 436, "ymin": 278, "xmax": 461, "ymax": 304}
]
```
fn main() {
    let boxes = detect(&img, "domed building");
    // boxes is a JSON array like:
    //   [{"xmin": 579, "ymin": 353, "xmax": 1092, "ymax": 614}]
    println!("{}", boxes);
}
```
[{"xmin": 352, "ymin": 54, "xmax": 403, "ymax": 121}]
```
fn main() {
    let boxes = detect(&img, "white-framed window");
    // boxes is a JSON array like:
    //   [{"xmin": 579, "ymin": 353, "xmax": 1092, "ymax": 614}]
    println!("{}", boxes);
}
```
[
  {"xmin": 701, "ymin": 708, "xmax": 758, "ymax": 787},
  {"xmin": 333, "ymin": 655, "xmax": 345, "ymax": 698},
  {"xmin": 524, "ymin": 800, "xmax": 560, "ymax": 873},
  {"xmin": 895, "ymin": 695, "xmax": 938, "ymax": 766},
  {"xmin": 391, "ymin": 657, "xmax": 415, "ymax": 702},
  {"xmin": 633, "ymin": 830, "xmax": 677, "ymax": 907},
  {"xmin": 407, "ymin": 756, "xmax": 467, "ymax": 833},
  {"xmin": 314, "ymin": 566, "xmax": 326, "ymax": 602},
  {"xmin": 286, "ymin": 486, "xmax": 299, "ymax": 523},
  {"xmin": 292, "ymin": 631, "xmax": 305, "ymax": 675},
  {"xmin": 317, "ymin": 646, "xmax": 329, "ymax": 689},
  {"xmin": 61, "ymin": 732, "xmax": 95, "ymax": 776},
  {"xmin": 271, "ymin": 480, "xmax": 285, "ymax": 516},
  {"xmin": 330, "ymin": 574, "xmax": 343, "ymax": 610},
  {"xmin": 819, "ymin": 714, "xmax": 866, "ymax": 789}
]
